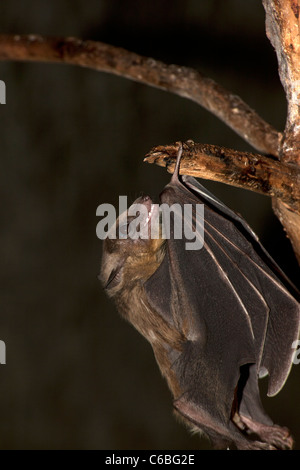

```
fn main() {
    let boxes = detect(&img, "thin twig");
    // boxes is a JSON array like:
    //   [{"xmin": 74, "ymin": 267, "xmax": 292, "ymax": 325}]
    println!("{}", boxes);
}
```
[
  {"xmin": 145, "ymin": 140, "xmax": 300, "ymax": 212},
  {"xmin": 0, "ymin": 33, "xmax": 282, "ymax": 156}
]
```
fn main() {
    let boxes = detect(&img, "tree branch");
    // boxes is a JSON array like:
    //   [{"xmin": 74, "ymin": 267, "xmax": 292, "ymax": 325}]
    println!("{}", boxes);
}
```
[
  {"xmin": 262, "ymin": 0, "xmax": 300, "ymax": 264},
  {"xmin": 0, "ymin": 33, "xmax": 281, "ymax": 156},
  {"xmin": 145, "ymin": 140, "xmax": 300, "ymax": 212},
  {"xmin": 0, "ymin": 31, "xmax": 299, "ymax": 262},
  {"xmin": 263, "ymin": 0, "xmax": 300, "ymax": 165}
]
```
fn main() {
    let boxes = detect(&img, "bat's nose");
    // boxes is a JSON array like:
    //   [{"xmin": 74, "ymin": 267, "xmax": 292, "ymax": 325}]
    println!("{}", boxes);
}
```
[
  {"xmin": 133, "ymin": 194, "xmax": 153, "ymax": 211},
  {"xmin": 141, "ymin": 195, "xmax": 152, "ymax": 213}
]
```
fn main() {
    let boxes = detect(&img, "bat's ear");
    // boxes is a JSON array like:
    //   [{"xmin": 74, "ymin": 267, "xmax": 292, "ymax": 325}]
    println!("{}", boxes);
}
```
[
  {"xmin": 99, "ymin": 249, "xmax": 125, "ymax": 293},
  {"xmin": 102, "ymin": 265, "xmax": 124, "ymax": 290}
]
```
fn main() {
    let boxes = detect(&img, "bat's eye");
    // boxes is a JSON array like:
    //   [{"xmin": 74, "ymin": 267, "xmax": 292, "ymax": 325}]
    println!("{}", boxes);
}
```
[
  {"xmin": 118, "ymin": 214, "xmax": 141, "ymax": 238},
  {"xmin": 119, "ymin": 223, "xmax": 129, "ymax": 235},
  {"xmin": 119, "ymin": 222, "xmax": 136, "ymax": 238}
]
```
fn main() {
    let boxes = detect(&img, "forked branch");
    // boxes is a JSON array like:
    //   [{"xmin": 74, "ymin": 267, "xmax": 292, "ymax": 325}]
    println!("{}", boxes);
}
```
[{"xmin": 0, "ymin": 26, "xmax": 299, "ymax": 263}]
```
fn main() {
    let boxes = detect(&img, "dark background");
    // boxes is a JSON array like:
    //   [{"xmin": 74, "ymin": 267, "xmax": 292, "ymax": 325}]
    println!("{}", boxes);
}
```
[{"xmin": 0, "ymin": 0, "xmax": 299, "ymax": 450}]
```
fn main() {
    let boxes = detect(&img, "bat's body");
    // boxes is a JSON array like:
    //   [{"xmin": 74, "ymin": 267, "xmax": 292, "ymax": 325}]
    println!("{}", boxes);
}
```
[{"xmin": 100, "ymin": 145, "xmax": 300, "ymax": 450}]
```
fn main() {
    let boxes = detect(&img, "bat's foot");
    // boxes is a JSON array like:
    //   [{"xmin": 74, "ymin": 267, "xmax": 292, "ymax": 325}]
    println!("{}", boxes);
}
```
[
  {"xmin": 174, "ymin": 395, "xmax": 294, "ymax": 451},
  {"xmin": 240, "ymin": 414, "xmax": 294, "ymax": 450}
]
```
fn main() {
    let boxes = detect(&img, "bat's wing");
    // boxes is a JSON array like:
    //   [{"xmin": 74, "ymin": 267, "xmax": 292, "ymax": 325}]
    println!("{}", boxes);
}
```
[
  {"xmin": 182, "ymin": 174, "xmax": 300, "ymax": 396},
  {"xmin": 144, "ymin": 163, "xmax": 299, "ymax": 449}
]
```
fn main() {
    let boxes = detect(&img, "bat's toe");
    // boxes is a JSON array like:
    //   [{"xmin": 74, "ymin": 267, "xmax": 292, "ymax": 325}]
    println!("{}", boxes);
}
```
[{"xmin": 240, "ymin": 415, "xmax": 294, "ymax": 450}]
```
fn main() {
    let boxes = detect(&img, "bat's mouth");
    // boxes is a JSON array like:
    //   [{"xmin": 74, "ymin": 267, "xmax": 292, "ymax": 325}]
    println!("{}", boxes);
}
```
[
  {"xmin": 142, "ymin": 197, "xmax": 156, "ymax": 224},
  {"xmin": 138, "ymin": 194, "xmax": 152, "ymax": 210},
  {"xmin": 132, "ymin": 195, "xmax": 160, "ymax": 239}
]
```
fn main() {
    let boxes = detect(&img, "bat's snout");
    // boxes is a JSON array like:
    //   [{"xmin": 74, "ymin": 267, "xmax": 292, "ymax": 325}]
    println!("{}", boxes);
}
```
[{"xmin": 133, "ymin": 194, "xmax": 153, "ymax": 213}]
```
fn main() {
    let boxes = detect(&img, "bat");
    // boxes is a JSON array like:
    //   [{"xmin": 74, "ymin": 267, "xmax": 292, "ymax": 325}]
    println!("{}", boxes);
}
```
[{"xmin": 99, "ymin": 142, "xmax": 300, "ymax": 450}]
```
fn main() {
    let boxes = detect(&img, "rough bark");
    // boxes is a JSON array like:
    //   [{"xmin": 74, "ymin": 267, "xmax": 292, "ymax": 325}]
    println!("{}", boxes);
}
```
[
  {"xmin": 263, "ymin": 0, "xmax": 300, "ymax": 263},
  {"xmin": 145, "ymin": 140, "xmax": 300, "ymax": 212}
]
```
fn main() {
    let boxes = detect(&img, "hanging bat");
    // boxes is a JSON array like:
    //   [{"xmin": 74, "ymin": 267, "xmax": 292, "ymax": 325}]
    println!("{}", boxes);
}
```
[{"xmin": 99, "ymin": 142, "xmax": 300, "ymax": 450}]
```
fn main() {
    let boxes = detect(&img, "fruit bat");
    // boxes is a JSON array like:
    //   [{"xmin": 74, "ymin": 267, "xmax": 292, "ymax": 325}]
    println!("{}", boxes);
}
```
[{"xmin": 99, "ymin": 143, "xmax": 300, "ymax": 450}]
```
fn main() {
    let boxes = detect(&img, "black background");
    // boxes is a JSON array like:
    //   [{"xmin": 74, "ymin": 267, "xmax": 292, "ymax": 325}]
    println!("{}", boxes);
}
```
[{"xmin": 0, "ymin": 0, "xmax": 299, "ymax": 450}]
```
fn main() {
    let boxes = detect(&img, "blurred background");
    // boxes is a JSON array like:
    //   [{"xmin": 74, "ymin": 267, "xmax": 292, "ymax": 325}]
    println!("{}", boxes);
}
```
[{"xmin": 0, "ymin": 0, "xmax": 299, "ymax": 450}]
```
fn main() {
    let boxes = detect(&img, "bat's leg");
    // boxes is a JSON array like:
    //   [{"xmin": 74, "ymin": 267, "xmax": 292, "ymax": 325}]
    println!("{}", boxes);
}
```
[
  {"xmin": 236, "ymin": 364, "xmax": 294, "ymax": 450},
  {"xmin": 174, "ymin": 396, "xmax": 277, "ymax": 450},
  {"xmin": 231, "ymin": 409, "xmax": 293, "ymax": 450},
  {"xmin": 239, "ymin": 415, "xmax": 293, "ymax": 450}
]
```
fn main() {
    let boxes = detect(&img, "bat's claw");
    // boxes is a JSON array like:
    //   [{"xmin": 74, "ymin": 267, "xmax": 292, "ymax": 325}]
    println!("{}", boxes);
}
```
[{"xmin": 240, "ymin": 415, "xmax": 294, "ymax": 450}]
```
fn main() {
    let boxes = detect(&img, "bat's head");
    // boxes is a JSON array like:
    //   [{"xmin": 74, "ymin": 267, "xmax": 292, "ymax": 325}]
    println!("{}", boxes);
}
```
[{"xmin": 99, "ymin": 195, "xmax": 166, "ymax": 297}]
